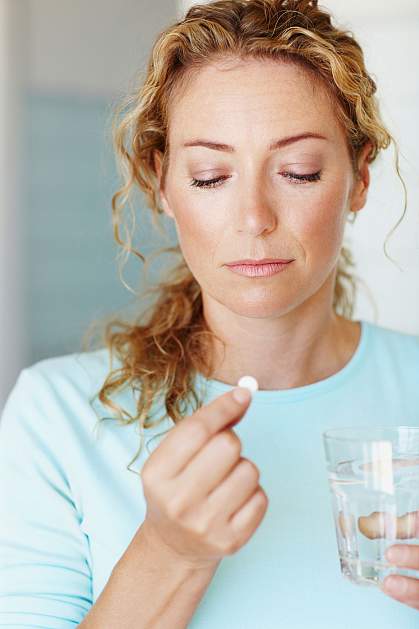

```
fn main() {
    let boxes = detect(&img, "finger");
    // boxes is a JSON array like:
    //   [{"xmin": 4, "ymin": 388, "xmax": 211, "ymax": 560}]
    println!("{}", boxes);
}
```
[
  {"xmin": 358, "ymin": 511, "xmax": 396, "ymax": 539},
  {"xmin": 358, "ymin": 510, "xmax": 419, "ymax": 540},
  {"xmin": 396, "ymin": 511, "xmax": 419, "ymax": 538},
  {"xmin": 385, "ymin": 543, "xmax": 419, "ymax": 569},
  {"xmin": 175, "ymin": 431, "xmax": 242, "ymax": 503},
  {"xmin": 381, "ymin": 574, "xmax": 419, "ymax": 605},
  {"xmin": 229, "ymin": 486, "xmax": 268, "ymax": 539},
  {"xmin": 206, "ymin": 457, "xmax": 260, "ymax": 520},
  {"xmin": 338, "ymin": 511, "xmax": 355, "ymax": 539},
  {"xmin": 148, "ymin": 387, "xmax": 251, "ymax": 477}
]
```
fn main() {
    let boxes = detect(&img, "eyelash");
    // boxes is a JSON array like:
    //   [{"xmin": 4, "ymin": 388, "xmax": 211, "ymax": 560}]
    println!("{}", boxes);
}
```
[{"xmin": 189, "ymin": 171, "xmax": 322, "ymax": 189}]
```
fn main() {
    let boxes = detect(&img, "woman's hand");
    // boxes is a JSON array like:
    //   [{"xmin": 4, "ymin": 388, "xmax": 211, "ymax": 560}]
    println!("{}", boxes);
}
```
[
  {"xmin": 138, "ymin": 386, "xmax": 269, "ymax": 571},
  {"xmin": 356, "ymin": 508, "xmax": 419, "ymax": 610},
  {"xmin": 380, "ymin": 542, "xmax": 419, "ymax": 610}
]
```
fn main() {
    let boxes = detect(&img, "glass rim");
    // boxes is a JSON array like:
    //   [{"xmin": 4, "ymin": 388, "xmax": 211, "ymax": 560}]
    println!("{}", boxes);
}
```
[{"xmin": 322, "ymin": 425, "xmax": 419, "ymax": 442}]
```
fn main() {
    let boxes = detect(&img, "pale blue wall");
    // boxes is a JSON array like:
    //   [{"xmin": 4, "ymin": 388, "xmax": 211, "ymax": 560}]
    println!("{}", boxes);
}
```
[{"xmin": 24, "ymin": 91, "xmax": 177, "ymax": 364}]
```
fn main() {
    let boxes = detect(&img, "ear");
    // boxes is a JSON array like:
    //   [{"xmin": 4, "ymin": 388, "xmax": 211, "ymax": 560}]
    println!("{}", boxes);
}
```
[
  {"xmin": 349, "ymin": 141, "xmax": 373, "ymax": 214},
  {"xmin": 154, "ymin": 150, "xmax": 175, "ymax": 219}
]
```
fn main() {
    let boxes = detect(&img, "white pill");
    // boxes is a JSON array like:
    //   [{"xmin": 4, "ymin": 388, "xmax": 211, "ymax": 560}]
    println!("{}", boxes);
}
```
[{"xmin": 237, "ymin": 375, "xmax": 259, "ymax": 394}]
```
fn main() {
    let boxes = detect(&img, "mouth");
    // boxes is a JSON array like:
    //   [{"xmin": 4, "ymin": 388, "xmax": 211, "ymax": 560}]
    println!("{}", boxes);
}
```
[
  {"xmin": 225, "ymin": 258, "xmax": 294, "ymax": 266},
  {"xmin": 224, "ymin": 260, "xmax": 293, "ymax": 278}
]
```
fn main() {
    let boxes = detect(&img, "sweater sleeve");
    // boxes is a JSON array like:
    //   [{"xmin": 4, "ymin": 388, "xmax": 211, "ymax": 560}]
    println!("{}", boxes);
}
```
[{"xmin": 0, "ymin": 367, "xmax": 93, "ymax": 627}]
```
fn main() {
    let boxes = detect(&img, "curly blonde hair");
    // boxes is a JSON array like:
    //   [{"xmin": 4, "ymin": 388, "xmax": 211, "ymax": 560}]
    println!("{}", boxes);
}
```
[{"xmin": 82, "ymin": 0, "xmax": 407, "ymax": 474}]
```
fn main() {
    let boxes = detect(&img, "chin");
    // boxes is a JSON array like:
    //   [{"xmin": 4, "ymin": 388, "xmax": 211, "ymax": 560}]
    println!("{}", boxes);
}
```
[{"xmin": 219, "ymin": 292, "xmax": 297, "ymax": 319}]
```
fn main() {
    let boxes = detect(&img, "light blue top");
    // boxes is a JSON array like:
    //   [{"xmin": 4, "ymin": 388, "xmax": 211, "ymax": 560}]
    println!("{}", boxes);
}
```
[{"xmin": 1, "ymin": 319, "xmax": 419, "ymax": 628}]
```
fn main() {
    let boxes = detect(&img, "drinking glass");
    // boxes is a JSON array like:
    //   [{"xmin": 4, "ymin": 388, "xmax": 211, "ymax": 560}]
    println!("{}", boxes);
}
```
[{"xmin": 322, "ymin": 426, "xmax": 419, "ymax": 586}]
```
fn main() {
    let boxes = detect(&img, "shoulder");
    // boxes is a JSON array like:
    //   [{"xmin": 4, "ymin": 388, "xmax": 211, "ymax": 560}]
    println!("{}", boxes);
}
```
[
  {"xmin": 1, "ymin": 347, "xmax": 116, "ymax": 435},
  {"xmin": 366, "ymin": 320, "xmax": 419, "ymax": 355},
  {"xmin": 25, "ymin": 346, "xmax": 112, "ymax": 392},
  {"xmin": 17, "ymin": 346, "xmax": 121, "ymax": 411},
  {"xmin": 364, "ymin": 320, "xmax": 419, "ymax": 382}
]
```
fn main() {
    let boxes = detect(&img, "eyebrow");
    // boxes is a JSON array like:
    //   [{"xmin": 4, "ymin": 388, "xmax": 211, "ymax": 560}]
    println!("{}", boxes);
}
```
[{"xmin": 182, "ymin": 132, "xmax": 328, "ymax": 152}]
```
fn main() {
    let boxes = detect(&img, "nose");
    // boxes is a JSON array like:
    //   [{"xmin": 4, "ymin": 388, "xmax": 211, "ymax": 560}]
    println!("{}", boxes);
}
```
[{"xmin": 234, "ymin": 176, "xmax": 277, "ymax": 236}]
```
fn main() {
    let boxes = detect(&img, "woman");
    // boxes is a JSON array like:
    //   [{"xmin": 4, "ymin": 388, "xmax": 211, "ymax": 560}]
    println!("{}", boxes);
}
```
[{"xmin": 1, "ymin": 0, "xmax": 418, "ymax": 627}]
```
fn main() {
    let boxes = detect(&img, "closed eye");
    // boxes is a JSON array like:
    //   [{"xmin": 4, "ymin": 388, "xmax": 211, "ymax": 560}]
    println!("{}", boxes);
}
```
[{"xmin": 189, "ymin": 171, "xmax": 322, "ymax": 189}]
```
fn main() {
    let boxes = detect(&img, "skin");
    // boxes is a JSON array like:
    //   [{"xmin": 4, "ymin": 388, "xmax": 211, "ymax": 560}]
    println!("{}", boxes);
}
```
[{"xmin": 154, "ymin": 57, "xmax": 419, "ymax": 609}]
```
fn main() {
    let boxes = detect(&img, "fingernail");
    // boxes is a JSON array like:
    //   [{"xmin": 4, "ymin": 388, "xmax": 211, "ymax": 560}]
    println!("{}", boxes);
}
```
[
  {"xmin": 386, "ymin": 545, "xmax": 407, "ymax": 564},
  {"xmin": 233, "ymin": 387, "xmax": 251, "ymax": 403},
  {"xmin": 385, "ymin": 547, "xmax": 398, "ymax": 563},
  {"xmin": 384, "ymin": 576, "xmax": 407, "ymax": 595}
]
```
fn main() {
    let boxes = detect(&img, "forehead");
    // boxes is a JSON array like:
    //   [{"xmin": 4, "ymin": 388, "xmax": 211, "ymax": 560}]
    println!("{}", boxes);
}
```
[{"xmin": 168, "ymin": 58, "xmax": 339, "ymax": 144}]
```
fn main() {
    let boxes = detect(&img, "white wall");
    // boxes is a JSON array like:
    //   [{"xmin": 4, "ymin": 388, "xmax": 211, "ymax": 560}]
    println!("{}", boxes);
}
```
[
  {"xmin": 0, "ymin": 0, "xmax": 177, "ymax": 407},
  {"xmin": 27, "ymin": 0, "xmax": 176, "ymax": 98},
  {"xmin": 324, "ymin": 2, "xmax": 419, "ymax": 333},
  {"xmin": 343, "ymin": 14, "xmax": 419, "ymax": 333},
  {"xmin": 0, "ymin": 0, "xmax": 28, "ymax": 407},
  {"xmin": 178, "ymin": 0, "xmax": 419, "ymax": 20}
]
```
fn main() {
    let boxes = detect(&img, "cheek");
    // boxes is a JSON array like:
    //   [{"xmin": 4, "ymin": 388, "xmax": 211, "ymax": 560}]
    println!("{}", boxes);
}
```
[
  {"xmin": 294, "ymin": 188, "xmax": 347, "ymax": 259},
  {"xmin": 171, "ymin": 200, "xmax": 220, "ymax": 265}
]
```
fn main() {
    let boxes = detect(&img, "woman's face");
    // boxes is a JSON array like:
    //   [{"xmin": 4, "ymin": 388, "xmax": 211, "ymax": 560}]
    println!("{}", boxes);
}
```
[{"xmin": 155, "ymin": 58, "xmax": 370, "ymax": 319}]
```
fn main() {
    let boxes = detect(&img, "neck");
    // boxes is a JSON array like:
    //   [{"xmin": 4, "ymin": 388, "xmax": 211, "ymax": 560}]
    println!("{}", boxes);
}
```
[{"xmin": 201, "ymin": 297, "xmax": 360, "ymax": 391}]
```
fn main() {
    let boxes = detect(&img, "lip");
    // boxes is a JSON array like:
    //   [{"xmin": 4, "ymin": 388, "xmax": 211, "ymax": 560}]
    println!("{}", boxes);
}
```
[
  {"xmin": 225, "ymin": 258, "xmax": 293, "ymax": 266},
  {"xmin": 225, "ymin": 260, "xmax": 293, "ymax": 278}
]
